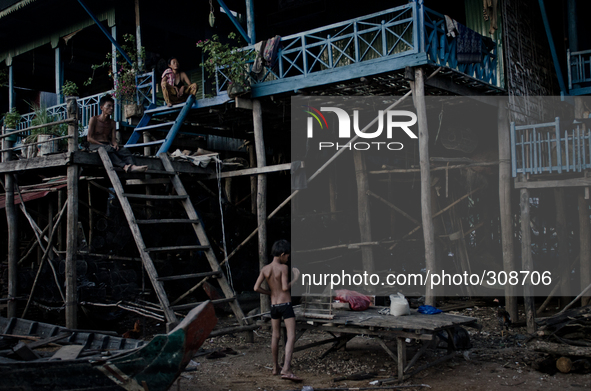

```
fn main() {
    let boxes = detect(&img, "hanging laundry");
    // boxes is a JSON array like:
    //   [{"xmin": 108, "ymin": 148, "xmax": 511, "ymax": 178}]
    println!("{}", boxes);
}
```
[
  {"xmin": 483, "ymin": 0, "xmax": 499, "ymax": 35},
  {"xmin": 456, "ymin": 23, "xmax": 483, "ymax": 64}
]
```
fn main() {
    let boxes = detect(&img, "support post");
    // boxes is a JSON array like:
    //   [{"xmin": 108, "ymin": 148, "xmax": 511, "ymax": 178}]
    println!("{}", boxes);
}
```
[
  {"xmin": 8, "ymin": 65, "xmax": 14, "ymax": 109},
  {"xmin": 134, "ymin": 0, "xmax": 143, "ymax": 71},
  {"xmin": 520, "ymin": 185, "xmax": 536, "ymax": 333},
  {"xmin": 246, "ymin": 0, "xmax": 255, "ymax": 44},
  {"xmin": 58, "ymin": 190, "xmax": 66, "ymax": 251},
  {"xmin": 555, "ymin": 188, "xmax": 571, "ymax": 305},
  {"xmin": 411, "ymin": 67, "xmax": 436, "ymax": 306},
  {"xmin": 328, "ymin": 165, "xmax": 337, "ymax": 221},
  {"xmin": 65, "ymin": 97, "xmax": 79, "ymax": 328},
  {"xmin": 253, "ymin": 99, "xmax": 269, "ymax": 313},
  {"xmin": 353, "ymin": 150, "xmax": 375, "ymax": 279},
  {"xmin": 3, "ymin": 126, "xmax": 18, "ymax": 318},
  {"xmin": 55, "ymin": 45, "xmax": 64, "ymax": 104},
  {"xmin": 497, "ymin": 103, "xmax": 518, "ymax": 321}
]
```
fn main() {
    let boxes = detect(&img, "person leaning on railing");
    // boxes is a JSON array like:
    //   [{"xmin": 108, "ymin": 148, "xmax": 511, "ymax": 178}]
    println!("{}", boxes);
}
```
[{"xmin": 87, "ymin": 95, "xmax": 148, "ymax": 172}]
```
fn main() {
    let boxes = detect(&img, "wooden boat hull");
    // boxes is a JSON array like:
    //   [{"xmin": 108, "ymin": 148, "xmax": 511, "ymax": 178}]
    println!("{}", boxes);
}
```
[{"xmin": 0, "ymin": 301, "xmax": 217, "ymax": 391}]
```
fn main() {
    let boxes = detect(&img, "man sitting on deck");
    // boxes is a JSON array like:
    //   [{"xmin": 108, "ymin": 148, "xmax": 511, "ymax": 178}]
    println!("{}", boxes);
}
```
[
  {"xmin": 87, "ymin": 96, "xmax": 147, "ymax": 172},
  {"xmin": 254, "ymin": 239, "xmax": 302, "ymax": 382}
]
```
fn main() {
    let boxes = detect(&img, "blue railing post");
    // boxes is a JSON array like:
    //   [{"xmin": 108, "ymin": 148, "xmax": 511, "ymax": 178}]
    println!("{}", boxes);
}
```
[
  {"xmin": 417, "ymin": 0, "xmax": 425, "ymax": 54},
  {"xmin": 156, "ymin": 94, "xmax": 196, "ymax": 155},
  {"xmin": 555, "ymin": 117, "xmax": 562, "ymax": 173},
  {"xmin": 510, "ymin": 122, "xmax": 517, "ymax": 177}
]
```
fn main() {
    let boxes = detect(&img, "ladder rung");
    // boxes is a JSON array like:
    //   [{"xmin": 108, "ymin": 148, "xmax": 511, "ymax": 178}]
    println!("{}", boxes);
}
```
[
  {"xmin": 171, "ymin": 298, "xmax": 235, "ymax": 311},
  {"xmin": 133, "ymin": 121, "xmax": 175, "ymax": 132},
  {"xmin": 145, "ymin": 105, "xmax": 184, "ymax": 115},
  {"xmin": 157, "ymin": 271, "xmax": 221, "ymax": 281},
  {"xmin": 123, "ymin": 194, "xmax": 188, "ymax": 200},
  {"xmin": 137, "ymin": 219, "xmax": 200, "ymax": 224},
  {"xmin": 145, "ymin": 245, "xmax": 210, "ymax": 252},
  {"xmin": 125, "ymin": 140, "xmax": 165, "ymax": 148}
]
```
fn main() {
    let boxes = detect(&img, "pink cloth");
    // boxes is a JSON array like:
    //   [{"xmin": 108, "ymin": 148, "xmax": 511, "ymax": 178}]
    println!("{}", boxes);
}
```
[{"xmin": 162, "ymin": 68, "xmax": 176, "ymax": 86}]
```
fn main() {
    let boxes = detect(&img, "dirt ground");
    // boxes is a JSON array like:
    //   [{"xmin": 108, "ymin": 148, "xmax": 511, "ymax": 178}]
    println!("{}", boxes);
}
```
[{"xmin": 174, "ymin": 305, "xmax": 591, "ymax": 391}]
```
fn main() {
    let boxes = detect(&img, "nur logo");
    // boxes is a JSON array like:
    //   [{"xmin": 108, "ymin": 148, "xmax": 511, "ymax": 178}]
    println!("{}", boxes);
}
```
[{"xmin": 303, "ymin": 106, "xmax": 418, "ymax": 151}]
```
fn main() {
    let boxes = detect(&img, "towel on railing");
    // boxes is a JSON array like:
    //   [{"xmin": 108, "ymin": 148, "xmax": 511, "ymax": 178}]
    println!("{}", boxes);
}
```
[{"xmin": 456, "ymin": 23, "xmax": 482, "ymax": 64}]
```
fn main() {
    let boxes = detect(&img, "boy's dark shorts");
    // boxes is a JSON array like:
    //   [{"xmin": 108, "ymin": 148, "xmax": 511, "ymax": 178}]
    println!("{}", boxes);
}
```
[{"xmin": 270, "ymin": 302, "xmax": 295, "ymax": 320}]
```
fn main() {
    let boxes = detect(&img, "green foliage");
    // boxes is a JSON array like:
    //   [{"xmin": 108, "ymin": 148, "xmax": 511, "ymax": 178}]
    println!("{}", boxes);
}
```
[
  {"xmin": 3, "ymin": 107, "xmax": 20, "ymax": 129},
  {"xmin": 84, "ymin": 34, "xmax": 146, "ymax": 104},
  {"xmin": 196, "ymin": 33, "xmax": 254, "ymax": 87},
  {"xmin": 61, "ymin": 80, "xmax": 79, "ymax": 97},
  {"xmin": 0, "ymin": 69, "xmax": 7, "ymax": 87},
  {"xmin": 24, "ymin": 103, "xmax": 67, "ymax": 144}
]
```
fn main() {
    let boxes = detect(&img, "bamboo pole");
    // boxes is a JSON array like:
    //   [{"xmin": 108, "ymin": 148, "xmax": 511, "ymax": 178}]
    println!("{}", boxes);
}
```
[
  {"xmin": 248, "ymin": 143, "xmax": 257, "ymax": 214},
  {"xmin": 538, "ymin": 256, "xmax": 580, "ymax": 313},
  {"xmin": 367, "ymin": 190, "xmax": 420, "ymax": 226},
  {"xmin": 579, "ymin": 192, "xmax": 591, "ymax": 306},
  {"xmin": 555, "ymin": 188, "xmax": 571, "ymax": 305},
  {"xmin": 65, "ymin": 97, "xmax": 79, "ymax": 328},
  {"xmin": 369, "ymin": 161, "xmax": 499, "ymax": 174}
]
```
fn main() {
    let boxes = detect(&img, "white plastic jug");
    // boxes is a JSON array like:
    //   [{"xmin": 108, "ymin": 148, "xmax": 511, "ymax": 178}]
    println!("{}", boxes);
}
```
[{"xmin": 389, "ymin": 292, "xmax": 410, "ymax": 316}]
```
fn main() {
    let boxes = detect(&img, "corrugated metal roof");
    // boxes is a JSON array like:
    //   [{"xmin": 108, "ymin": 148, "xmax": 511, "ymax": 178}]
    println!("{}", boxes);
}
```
[
  {"xmin": 0, "ymin": 0, "xmax": 37, "ymax": 19},
  {"xmin": 0, "ymin": 182, "xmax": 67, "ymax": 209}
]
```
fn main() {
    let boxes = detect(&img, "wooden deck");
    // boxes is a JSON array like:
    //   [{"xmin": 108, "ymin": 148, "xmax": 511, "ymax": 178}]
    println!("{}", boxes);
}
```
[{"xmin": 279, "ymin": 307, "xmax": 479, "ymax": 382}]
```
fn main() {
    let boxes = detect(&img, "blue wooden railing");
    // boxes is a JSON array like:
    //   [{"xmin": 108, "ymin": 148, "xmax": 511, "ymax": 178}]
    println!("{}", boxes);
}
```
[
  {"xmin": 568, "ymin": 49, "xmax": 591, "ymax": 91},
  {"xmin": 214, "ymin": 2, "xmax": 498, "ymax": 96},
  {"xmin": 511, "ymin": 118, "xmax": 591, "ymax": 177}
]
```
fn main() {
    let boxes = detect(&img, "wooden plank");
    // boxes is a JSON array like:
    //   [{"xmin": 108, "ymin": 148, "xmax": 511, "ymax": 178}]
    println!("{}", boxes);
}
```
[
  {"xmin": 27, "ymin": 332, "xmax": 71, "ymax": 349},
  {"xmin": 98, "ymin": 148, "xmax": 177, "ymax": 327},
  {"xmin": 159, "ymin": 154, "xmax": 247, "ymax": 325},
  {"xmin": 0, "ymin": 153, "xmax": 70, "ymax": 173},
  {"xmin": 12, "ymin": 342, "xmax": 40, "ymax": 361},
  {"xmin": 50, "ymin": 345, "xmax": 84, "ymax": 360},
  {"xmin": 158, "ymin": 271, "xmax": 220, "ymax": 282},
  {"xmin": 208, "ymin": 163, "xmax": 292, "ymax": 179}
]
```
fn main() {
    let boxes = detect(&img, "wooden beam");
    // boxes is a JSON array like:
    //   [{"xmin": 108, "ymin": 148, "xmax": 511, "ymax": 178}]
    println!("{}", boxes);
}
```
[
  {"xmin": 424, "ymin": 74, "xmax": 498, "ymax": 106},
  {"xmin": 411, "ymin": 67, "xmax": 436, "ymax": 306},
  {"xmin": 3, "ymin": 128, "xmax": 18, "ymax": 318},
  {"xmin": 353, "ymin": 150, "xmax": 375, "ymax": 280},
  {"xmin": 0, "ymin": 153, "xmax": 70, "ymax": 173},
  {"xmin": 498, "ymin": 104, "xmax": 518, "ymax": 322},
  {"xmin": 514, "ymin": 176, "xmax": 591, "ymax": 189},
  {"xmin": 208, "ymin": 163, "xmax": 292, "ymax": 179}
]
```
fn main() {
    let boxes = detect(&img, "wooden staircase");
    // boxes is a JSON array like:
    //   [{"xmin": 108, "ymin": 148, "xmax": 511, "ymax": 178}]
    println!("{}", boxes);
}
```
[
  {"xmin": 124, "ymin": 95, "xmax": 196, "ymax": 155},
  {"xmin": 97, "ymin": 148, "xmax": 245, "ymax": 329}
]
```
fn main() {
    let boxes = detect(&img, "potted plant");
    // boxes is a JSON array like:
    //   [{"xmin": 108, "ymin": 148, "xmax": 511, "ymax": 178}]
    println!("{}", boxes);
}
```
[
  {"xmin": 197, "ymin": 33, "xmax": 255, "ymax": 98},
  {"xmin": 24, "ymin": 103, "xmax": 67, "ymax": 157},
  {"xmin": 85, "ymin": 34, "xmax": 146, "ymax": 119},
  {"xmin": 3, "ymin": 107, "xmax": 20, "ymax": 142},
  {"xmin": 61, "ymin": 80, "xmax": 79, "ymax": 99}
]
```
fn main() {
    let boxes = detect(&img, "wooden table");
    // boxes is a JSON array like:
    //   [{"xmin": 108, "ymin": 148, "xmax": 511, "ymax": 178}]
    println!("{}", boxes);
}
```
[{"xmin": 290, "ymin": 306, "xmax": 479, "ymax": 381}]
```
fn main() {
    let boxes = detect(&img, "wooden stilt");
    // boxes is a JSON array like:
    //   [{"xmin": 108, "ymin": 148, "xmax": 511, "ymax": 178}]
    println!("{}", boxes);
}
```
[
  {"xmin": 579, "ymin": 192, "xmax": 591, "ymax": 306},
  {"xmin": 3, "ymin": 127, "xmax": 18, "ymax": 318},
  {"xmin": 353, "ymin": 150, "xmax": 375, "ymax": 279},
  {"xmin": 253, "ymin": 99, "xmax": 269, "ymax": 314},
  {"xmin": 65, "ymin": 97, "xmax": 79, "ymax": 329},
  {"xmin": 555, "ymin": 188, "xmax": 571, "ymax": 305},
  {"xmin": 57, "ymin": 189, "xmax": 65, "ymax": 251},
  {"xmin": 388, "ymin": 174, "xmax": 397, "ymax": 238},
  {"xmin": 329, "ymin": 165, "xmax": 337, "ymax": 222},
  {"xmin": 520, "ymin": 185, "xmax": 536, "ymax": 333},
  {"xmin": 497, "ymin": 104, "xmax": 518, "ymax": 321},
  {"xmin": 87, "ymin": 182, "xmax": 93, "ymax": 251},
  {"xmin": 411, "ymin": 67, "xmax": 436, "ymax": 306},
  {"xmin": 397, "ymin": 337, "xmax": 407, "ymax": 381}
]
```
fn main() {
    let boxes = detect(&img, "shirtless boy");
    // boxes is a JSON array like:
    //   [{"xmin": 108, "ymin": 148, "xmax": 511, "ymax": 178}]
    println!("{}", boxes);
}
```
[
  {"xmin": 254, "ymin": 239, "xmax": 302, "ymax": 381},
  {"xmin": 87, "ymin": 96, "xmax": 147, "ymax": 172}
]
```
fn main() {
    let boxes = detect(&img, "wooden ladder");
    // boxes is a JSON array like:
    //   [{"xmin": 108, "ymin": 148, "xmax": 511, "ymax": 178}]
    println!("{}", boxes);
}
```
[{"xmin": 98, "ymin": 148, "xmax": 246, "ymax": 329}]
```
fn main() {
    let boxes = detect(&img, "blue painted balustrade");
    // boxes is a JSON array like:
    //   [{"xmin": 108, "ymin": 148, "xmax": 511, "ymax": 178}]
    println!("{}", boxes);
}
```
[
  {"xmin": 568, "ymin": 49, "xmax": 591, "ymax": 95},
  {"xmin": 214, "ymin": 2, "xmax": 499, "ymax": 97},
  {"xmin": 510, "ymin": 118, "xmax": 591, "ymax": 177}
]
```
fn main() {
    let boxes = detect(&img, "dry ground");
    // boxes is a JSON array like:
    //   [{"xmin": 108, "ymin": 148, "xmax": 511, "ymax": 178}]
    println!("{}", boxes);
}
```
[{"xmin": 175, "ymin": 305, "xmax": 591, "ymax": 391}]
